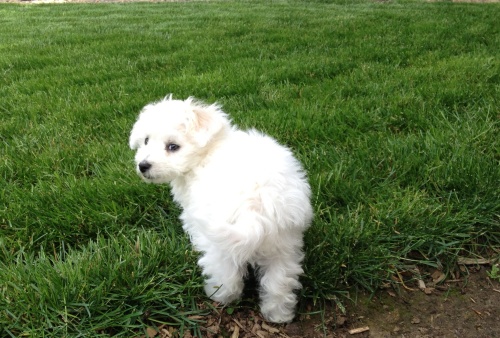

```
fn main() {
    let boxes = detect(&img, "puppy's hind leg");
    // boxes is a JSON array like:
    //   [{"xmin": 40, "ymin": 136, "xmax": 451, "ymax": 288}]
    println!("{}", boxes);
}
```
[
  {"xmin": 257, "ymin": 253, "xmax": 304, "ymax": 323},
  {"xmin": 198, "ymin": 248, "xmax": 246, "ymax": 304}
]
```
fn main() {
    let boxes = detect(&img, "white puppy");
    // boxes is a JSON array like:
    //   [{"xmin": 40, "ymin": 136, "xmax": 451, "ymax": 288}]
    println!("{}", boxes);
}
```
[{"xmin": 129, "ymin": 95, "xmax": 313, "ymax": 323}]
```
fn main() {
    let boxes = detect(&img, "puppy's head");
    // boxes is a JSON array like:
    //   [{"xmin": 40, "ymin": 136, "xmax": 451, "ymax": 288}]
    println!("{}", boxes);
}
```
[{"xmin": 129, "ymin": 95, "xmax": 229, "ymax": 183}]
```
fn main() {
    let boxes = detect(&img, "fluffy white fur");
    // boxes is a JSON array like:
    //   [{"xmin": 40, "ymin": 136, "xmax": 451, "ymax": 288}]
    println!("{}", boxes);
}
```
[{"xmin": 129, "ymin": 95, "xmax": 313, "ymax": 323}]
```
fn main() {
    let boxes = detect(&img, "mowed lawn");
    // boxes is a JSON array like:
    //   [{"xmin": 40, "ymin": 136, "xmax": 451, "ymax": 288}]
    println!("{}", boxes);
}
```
[{"xmin": 1, "ymin": 0, "xmax": 499, "ymax": 336}]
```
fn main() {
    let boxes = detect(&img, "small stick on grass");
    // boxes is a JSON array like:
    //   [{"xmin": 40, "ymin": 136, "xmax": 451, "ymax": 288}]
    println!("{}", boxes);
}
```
[
  {"xmin": 230, "ymin": 325, "xmax": 239, "ymax": 338},
  {"xmin": 349, "ymin": 326, "xmax": 370, "ymax": 334}
]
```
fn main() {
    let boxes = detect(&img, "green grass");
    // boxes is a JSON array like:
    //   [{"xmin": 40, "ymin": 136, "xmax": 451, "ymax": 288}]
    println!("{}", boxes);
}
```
[{"xmin": 1, "ymin": 0, "xmax": 499, "ymax": 336}]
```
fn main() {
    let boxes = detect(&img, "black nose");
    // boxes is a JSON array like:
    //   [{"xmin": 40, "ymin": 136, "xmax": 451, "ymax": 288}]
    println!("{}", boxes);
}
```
[{"xmin": 138, "ymin": 161, "xmax": 152, "ymax": 173}]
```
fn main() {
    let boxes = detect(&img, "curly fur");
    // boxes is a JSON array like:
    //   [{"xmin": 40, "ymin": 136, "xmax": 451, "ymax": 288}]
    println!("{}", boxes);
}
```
[{"xmin": 130, "ymin": 95, "xmax": 313, "ymax": 323}]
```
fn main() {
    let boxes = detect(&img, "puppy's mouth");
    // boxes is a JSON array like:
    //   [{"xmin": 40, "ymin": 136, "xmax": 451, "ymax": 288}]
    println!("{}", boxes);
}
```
[
  {"xmin": 135, "ymin": 160, "xmax": 176, "ymax": 183},
  {"xmin": 137, "ymin": 168, "xmax": 155, "ymax": 181},
  {"xmin": 136, "ymin": 167, "xmax": 170, "ymax": 184},
  {"xmin": 140, "ymin": 171, "xmax": 154, "ymax": 180},
  {"xmin": 136, "ymin": 161, "xmax": 154, "ymax": 180}
]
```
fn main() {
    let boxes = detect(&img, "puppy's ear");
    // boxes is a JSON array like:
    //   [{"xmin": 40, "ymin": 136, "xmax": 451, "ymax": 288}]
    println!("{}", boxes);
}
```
[
  {"xmin": 129, "ymin": 121, "xmax": 142, "ymax": 150},
  {"xmin": 188, "ymin": 99, "xmax": 229, "ymax": 147},
  {"xmin": 129, "ymin": 107, "xmax": 150, "ymax": 150}
]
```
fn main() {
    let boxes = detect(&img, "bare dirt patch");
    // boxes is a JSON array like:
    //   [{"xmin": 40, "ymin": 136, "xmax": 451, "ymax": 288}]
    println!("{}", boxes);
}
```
[
  {"xmin": 337, "ymin": 265, "xmax": 500, "ymax": 338},
  {"xmin": 143, "ymin": 264, "xmax": 499, "ymax": 338}
]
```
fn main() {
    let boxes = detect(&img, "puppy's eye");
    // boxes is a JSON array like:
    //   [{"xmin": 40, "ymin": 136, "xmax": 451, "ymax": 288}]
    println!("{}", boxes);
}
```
[
  {"xmin": 144, "ymin": 137, "xmax": 149, "ymax": 145},
  {"xmin": 166, "ymin": 143, "xmax": 180, "ymax": 152}
]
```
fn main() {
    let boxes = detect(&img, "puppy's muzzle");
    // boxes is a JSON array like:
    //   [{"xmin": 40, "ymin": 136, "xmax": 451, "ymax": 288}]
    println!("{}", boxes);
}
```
[{"xmin": 138, "ymin": 161, "xmax": 152, "ymax": 174}]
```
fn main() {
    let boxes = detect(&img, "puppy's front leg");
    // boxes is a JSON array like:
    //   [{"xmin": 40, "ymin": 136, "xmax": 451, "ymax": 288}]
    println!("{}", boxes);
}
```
[{"xmin": 197, "ymin": 247, "xmax": 246, "ymax": 304}]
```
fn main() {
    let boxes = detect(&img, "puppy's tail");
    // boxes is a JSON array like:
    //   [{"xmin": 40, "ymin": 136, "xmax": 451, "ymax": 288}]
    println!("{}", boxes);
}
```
[{"xmin": 205, "ymin": 213, "xmax": 265, "ymax": 264}]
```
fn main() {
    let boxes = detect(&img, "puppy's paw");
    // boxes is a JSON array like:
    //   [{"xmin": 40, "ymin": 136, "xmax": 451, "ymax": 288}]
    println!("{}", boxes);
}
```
[
  {"xmin": 260, "ymin": 304, "xmax": 295, "ymax": 324},
  {"xmin": 260, "ymin": 292, "xmax": 298, "ymax": 323},
  {"xmin": 204, "ymin": 282, "xmax": 242, "ymax": 304}
]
